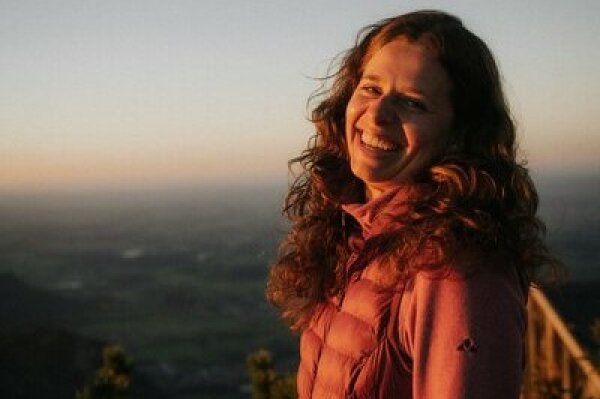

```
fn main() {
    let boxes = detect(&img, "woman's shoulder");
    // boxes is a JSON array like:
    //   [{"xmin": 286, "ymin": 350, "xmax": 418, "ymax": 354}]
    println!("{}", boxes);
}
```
[
  {"xmin": 398, "ymin": 254, "xmax": 528, "ymax": 350},
  {"xmin": 402, "ymin": 250, "xmax": 527, "ymax": 312},
  {"xmin": 396, "ymin": 251, "xmax": 528, "ymax": 398}
]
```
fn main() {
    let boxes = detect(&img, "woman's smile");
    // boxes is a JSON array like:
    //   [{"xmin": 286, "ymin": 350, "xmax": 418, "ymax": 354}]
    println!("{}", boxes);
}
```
[{"xmin": 359, "ymin": 129, "xmax": 400, "ymax": 152}]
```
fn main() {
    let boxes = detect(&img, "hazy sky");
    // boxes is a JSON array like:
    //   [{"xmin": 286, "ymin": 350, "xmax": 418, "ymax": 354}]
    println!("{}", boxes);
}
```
[{"xmin": 2, "ymin": 0, "xmax": 599, "ymax": 191}]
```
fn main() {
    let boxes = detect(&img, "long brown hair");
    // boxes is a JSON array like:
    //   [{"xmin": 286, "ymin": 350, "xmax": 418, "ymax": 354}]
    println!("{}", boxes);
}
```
[{"xmin": 266, "ymin": 10, "xmax": 561, "ymax": 331}]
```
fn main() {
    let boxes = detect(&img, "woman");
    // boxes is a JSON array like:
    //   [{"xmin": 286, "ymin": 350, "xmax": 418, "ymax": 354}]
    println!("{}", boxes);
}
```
[{"xmin": 267, "ymin": 10, "xmax": 559, "ymax": 398}]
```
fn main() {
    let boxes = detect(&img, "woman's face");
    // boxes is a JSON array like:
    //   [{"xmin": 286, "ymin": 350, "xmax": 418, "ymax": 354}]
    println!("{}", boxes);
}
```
[{"xmin": 345, "ymin": 37, "xmax": 454, "ymax": 199}]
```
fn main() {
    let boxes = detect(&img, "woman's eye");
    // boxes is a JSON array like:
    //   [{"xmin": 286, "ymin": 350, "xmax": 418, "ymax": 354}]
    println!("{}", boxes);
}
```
[
  {"xmin": 360, "ymin": 85, "xmax": 381, "ymax": 96},
  {"xmin": 402, "ymin": 97, "xmax": 427, "ymax": 112}
]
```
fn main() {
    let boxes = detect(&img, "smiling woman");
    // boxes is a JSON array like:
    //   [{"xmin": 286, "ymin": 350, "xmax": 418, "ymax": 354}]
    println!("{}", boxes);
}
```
[
  {"xmin": 266, "ymin": 9, "xmax": 561, "ymax": 399},
  {"xmin": 345, "ymin": 37, "xmax": 454, "ymax": 200}
]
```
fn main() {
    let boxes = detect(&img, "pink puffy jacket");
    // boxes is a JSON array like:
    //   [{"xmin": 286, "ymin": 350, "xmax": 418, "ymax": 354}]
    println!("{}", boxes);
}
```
[{"xmin": 297, "ymin": 185, "xmax": 527, "ymax": 398}]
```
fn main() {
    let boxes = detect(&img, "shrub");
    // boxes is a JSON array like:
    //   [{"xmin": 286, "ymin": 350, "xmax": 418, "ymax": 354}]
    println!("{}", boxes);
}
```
[
  {"xmin": 247, "ymin": 349, "xmax": 296, "ymax": 399},
  {"xmin": 76, "ymin": 345, "xmax": 133, "ymax": 399}
]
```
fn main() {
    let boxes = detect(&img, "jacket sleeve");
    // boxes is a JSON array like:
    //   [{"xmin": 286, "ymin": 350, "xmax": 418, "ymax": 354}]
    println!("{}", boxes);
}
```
[{"xmin": 398, "ymin": 266, "xmax": 527, "ymax": 399}]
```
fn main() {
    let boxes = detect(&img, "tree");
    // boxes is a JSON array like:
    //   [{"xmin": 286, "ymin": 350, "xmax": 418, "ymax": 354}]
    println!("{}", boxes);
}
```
[
  {"xmin": 76, "ymin": 345, "xmax": 133, "ymax": 399},
  {"xmin": 247, "ymin": 349, "xmax": 296, "ymax": 399}
]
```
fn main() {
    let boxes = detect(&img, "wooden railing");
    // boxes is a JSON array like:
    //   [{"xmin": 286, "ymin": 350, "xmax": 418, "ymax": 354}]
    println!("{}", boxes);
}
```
[{"xmin": 522, "ymin": 287, "xmax": 600, "ymax": 399}]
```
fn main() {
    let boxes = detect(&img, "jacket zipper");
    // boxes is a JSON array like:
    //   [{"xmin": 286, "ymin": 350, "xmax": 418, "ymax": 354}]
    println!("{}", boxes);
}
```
[{"xmin": 336, "ymin": 251, "xmax": 361, "ymax": 310}]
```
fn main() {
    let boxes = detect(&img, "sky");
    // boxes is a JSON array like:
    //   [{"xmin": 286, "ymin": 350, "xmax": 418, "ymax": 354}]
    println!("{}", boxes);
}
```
[{"xmin": 2, "ymin": 0, "xmax": 599, "ymax": 191}]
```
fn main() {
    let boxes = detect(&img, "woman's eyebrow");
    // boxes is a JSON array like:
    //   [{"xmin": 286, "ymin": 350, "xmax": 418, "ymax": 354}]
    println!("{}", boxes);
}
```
[
  {"xmin": 360, "ymin": 74, "xmax": 385, "ymax": 84},
  {"xmin": 360, "ymin": 74, "xmax": 428, "ymax": 97}
]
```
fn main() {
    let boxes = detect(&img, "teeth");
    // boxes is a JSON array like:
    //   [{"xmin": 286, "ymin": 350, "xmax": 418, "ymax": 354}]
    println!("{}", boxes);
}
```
[{"xmin": 360, "ymin": 132, "xmax": 398, "ymax": 151}]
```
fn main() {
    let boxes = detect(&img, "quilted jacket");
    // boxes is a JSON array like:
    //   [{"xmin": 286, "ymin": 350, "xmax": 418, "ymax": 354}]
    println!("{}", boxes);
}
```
[{"xmin": 297, "ymin": 185, "xmax": 527, "ymax": 398}]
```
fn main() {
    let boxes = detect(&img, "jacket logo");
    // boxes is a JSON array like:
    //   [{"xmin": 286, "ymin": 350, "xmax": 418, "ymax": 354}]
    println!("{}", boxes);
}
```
[{"xmin": 456, "ymin": 337, "xmax": 477, "ymax": 353}]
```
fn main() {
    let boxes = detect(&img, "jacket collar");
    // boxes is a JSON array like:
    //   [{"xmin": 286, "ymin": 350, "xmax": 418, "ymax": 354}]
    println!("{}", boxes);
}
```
[{"xmin": 341, "ymin": 184, "xmax": 430, "ymax": 239}]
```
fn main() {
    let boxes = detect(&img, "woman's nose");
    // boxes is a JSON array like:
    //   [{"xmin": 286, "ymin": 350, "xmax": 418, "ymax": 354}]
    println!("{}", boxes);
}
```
[{"xmin": 368, "ymin": 97, "xmax": 398, "ymax": 126}]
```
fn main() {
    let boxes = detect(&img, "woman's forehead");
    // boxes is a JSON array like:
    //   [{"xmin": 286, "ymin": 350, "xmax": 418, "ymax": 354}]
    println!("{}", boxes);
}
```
[
  {"xmin": 360, "ymin": 38, "xmax": 451, "ymax": 98},
  {"xmin": 363, "ymin": 33, "xmax": 440, "ymax": 68}
]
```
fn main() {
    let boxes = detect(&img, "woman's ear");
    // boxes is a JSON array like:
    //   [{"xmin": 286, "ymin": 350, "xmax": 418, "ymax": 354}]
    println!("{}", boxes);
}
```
[{"xmin": 443, "ymin": 124, "xmax": 466, "ymax": 156}]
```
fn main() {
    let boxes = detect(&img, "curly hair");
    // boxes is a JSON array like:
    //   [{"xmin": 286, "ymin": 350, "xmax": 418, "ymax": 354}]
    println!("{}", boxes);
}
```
[{"xmin": 266, "ymin": 10, "xmax": 562, "ymax": 331}]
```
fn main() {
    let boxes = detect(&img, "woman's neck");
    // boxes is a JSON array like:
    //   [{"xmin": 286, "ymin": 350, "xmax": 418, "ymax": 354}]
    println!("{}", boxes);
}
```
[{"xmin": 365, "ymin": 181, "xmax": 412, "ymax": 201}]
